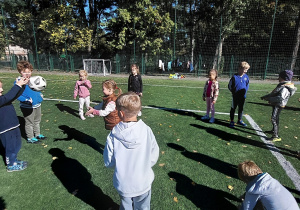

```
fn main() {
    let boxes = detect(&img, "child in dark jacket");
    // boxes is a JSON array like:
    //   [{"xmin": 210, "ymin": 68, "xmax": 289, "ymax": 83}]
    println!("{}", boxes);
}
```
[
  {"xmin": 261, "ymin": 70, "xmax": 297, "ymax": 142},
  {"xmin": 0, "ymin": 77, "xmax": 29, "ymax": 172}
]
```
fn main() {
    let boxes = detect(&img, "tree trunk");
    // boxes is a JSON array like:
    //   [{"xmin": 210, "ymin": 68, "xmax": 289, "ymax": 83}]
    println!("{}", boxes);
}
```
[
  {"xmin": 213, "ymin": 37, "xmax": 224, "ymax": 70},
  {"xmin": 291, "ymin": 10, "xmax": 300, "ymax": 71}
]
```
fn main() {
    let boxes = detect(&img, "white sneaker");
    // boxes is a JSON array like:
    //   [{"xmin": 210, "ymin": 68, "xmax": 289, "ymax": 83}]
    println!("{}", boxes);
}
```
[
  {"xmin": 138, "ymin": 111, "xmax": 142, "ymax": 116},
  {"xmin": 201, "ymin": 115, "xmax": 210, "ymax": 120},
  {"xmin": 80, "ymin": 115, "xmax": 86, "ymax": 120},
  {"xmin": 88, "ymin": 114, "xmax": 94, "ymax": 118},
  {"xmin": 209, "ymin": 117, "xmax": 215, "ymax": 123}
]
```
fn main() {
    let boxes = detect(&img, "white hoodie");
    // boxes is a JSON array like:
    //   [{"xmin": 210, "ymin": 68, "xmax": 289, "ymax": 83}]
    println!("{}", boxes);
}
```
[{"xmin": 104, "ymin": 120, "xmax": 159, "ymax": 197}]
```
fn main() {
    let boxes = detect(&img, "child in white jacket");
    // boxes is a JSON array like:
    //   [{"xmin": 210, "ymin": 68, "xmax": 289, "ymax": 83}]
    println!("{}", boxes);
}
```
[{"xmin": 103, "ymin": 92, "xmax": 159, "ymax": 210}]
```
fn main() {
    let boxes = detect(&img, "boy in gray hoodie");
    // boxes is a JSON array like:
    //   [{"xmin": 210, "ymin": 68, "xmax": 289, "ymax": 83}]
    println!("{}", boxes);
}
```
[
  {"xmin": 261, "ymin": 70, "xmax": 297, "ymax": 142},
  {"xmin": 238, "ymin": 160, "xmax": 298, "ymax": 210},
  {"xmin": 103, "ymin": 92, "xmax": 159, "ymax": 210}
]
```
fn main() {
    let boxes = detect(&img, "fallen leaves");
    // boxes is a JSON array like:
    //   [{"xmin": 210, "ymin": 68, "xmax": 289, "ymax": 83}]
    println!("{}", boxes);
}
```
[
  {"xmin": 173, "ymin": 197, "xmax": 178, "ymax": 203},
  {"xmin": 159, "ymin": 163, "xmax": 165, "ymax": 167},
  {"xmin": 227, "ymin": 185, "xmax": 234, "ymax": 191}
]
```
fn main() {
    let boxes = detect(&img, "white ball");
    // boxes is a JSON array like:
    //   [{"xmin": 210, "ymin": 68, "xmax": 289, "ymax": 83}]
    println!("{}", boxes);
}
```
[{"xmin": 29, "ymin": 76, "xmax": 47, "ymax": 91}]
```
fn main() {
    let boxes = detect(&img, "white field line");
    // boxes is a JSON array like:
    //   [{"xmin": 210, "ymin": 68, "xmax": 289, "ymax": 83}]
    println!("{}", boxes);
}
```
[
  {"xmin": 44, "ymin": 97, "xmax": 300, "ymax": 190},
  {"xmin": 245, "ymin": 115, "xmax": 300, "ymax": 191}
]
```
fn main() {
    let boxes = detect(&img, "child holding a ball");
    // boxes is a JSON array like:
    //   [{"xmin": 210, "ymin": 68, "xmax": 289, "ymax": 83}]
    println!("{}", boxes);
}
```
[
  {"xmin": 0, "ymin": 77, "xmax": 29, "ymax": 172},
  {"xmin": 85, "ymin": 79, "xmax": 122, "ymax": 130},
  {"xmin": 16, "ymin": 61, "xmax": 46, "ymax": 143}
]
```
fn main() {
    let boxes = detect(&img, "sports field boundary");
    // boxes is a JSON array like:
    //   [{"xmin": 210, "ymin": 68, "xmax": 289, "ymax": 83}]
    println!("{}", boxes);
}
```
[{"xmin": 44, "ymin": 97, "xmax": 300, "ymax": 192}]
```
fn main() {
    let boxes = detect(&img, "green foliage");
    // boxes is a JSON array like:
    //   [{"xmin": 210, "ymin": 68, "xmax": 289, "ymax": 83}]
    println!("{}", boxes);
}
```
[
  {"xmin": 107, "ymin": 0, "xmax": 174, "ymax": 54},
  {"xmin": 39, "ymin": 4, "xmax": 93, "ymax": 53}
]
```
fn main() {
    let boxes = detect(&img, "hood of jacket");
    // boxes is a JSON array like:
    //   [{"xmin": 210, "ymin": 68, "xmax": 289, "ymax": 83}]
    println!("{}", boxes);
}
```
[
  {"xmin": 282, "ymin": 81, "xmax": 297, "ymax": 96},
  {"xmin": 111, "ymin": 120, "xmax": 146, "ymax": 149}
]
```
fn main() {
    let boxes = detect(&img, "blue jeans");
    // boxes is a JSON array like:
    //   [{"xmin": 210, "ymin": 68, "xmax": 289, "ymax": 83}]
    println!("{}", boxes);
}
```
[
  {"xmin": 119, "ymin": 189, "xmax": 151, "ymax": 210},
  {"xmin": 0, "ymin": 127, "xmax": 22, "ymax": 166}
]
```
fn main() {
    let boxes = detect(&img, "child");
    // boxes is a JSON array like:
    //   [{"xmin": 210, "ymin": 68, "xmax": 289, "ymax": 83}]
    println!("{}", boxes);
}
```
[
  {"xmin": 128, "ymin": 64, "xmax": 143, "ymax": 97},
  {"xmin": 73, "ymin": 70, "xmax": 93, "ymax": 120},
  {"xmin": 103, "ymin": 92, "xmax": 159, "ymax": 209},
  {"xmin": 85, "ymin": 80, "xmax": 122, "ymax": 130},
  {"xmin": 16, "ymin": 60, "xmax": 46, "ymax": 143},
  {"xmin": 261, "ymin": 70, "xmax": 297, "ymax": 142},
  {"xmin": 228, "ymin": 61, "xmax": 250, "ymax": 128},
  {"xmin": 201, "ymin": 69, "xmax": 219, "ymax": 123},
  {"xmin": 0, "ymin": 77, "xmax": 29, "ymax": 172},
  {"xmin": 237, "ymin": 160, "xmax": 298, "ymax": 210}
]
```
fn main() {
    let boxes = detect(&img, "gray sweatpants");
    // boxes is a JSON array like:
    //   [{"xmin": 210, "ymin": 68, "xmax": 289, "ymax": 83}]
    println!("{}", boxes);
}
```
[{"xmin": 21, "ymin": 106, "xmax": 42, "ymax": 139}]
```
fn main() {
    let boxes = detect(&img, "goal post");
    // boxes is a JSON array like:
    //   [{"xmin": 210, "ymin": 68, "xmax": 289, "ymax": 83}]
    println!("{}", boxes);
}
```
[{"xmin": 82, "ymin": 59, "xmax": 112, "ymax": 76}]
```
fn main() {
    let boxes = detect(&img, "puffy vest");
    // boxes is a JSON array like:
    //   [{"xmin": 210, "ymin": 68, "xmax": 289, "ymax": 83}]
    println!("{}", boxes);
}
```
[{"xmin": 102, "ymin": 94, "xmax": 120, "ymax": 130}]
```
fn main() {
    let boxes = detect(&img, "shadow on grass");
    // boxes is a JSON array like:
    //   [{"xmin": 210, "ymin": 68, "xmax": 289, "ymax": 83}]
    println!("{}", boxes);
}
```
[
  {"xmin": 54, "ymin": 125, "xmax": 104, "ymax": 154},
  {"xmin": 285, "ymin": 186, "xmax": 300, "ymax": 203},
  {"xmin": 49, "ymin": 148, "xmax": 119, "ymax": 210},
  {"xmin": 147, "ymin": 105, "xmax": 264, "ymax": 136},
  {"xmin": 17, "ymin": 116, "xmax": 27, "ymax": 140},
  {"xmin": 167, "ymin": 143, "xmax": 238, "ymax": 179},
  {"xmin": 0, "ymin": 197, "xmax": 6, "ymax": 210},
  {"xmin": 191, "ymin": 124, "xmax": 298, "ymax": 159},
  {"xmin": 168, "ymin": 171, "xmax": 241, "ymax": 209},
  {"xmin": 55, "ymin": 103, "xmax": 79, "ymax": 118},
  {"xmin": 248, "ymin": 101, "xmax": 300, "ymax": 111},
  {"xmin": 147, "ymin": 105, "xmax": 203, "ymax": 120}
]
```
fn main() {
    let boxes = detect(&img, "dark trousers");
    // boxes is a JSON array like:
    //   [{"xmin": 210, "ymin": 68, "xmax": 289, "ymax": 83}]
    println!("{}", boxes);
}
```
[
  {"xmin": 230, "ymin": 95, "xmax": 246, "ymax": 121},
  {"xmin": 271, "ymin": 106, "xmax": 283, "ymax": 137},
  {"xmin": 0, "ymin": 127, "xmax": 22, "ymax": 166}
]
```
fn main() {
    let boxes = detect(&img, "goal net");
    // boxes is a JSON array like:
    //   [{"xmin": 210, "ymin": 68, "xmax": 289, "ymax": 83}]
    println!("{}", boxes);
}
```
[{"xmin": 83, "ymin": 59, "xmax": 111, "ymax": 76}]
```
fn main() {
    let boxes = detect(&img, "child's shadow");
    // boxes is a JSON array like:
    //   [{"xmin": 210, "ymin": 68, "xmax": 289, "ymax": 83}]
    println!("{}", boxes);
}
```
[
  {"xmin": 0, "ymin": 197, "xmax": 6, "ymax": 210},
  {"xmin": 17, "ymin": 116, "xmax": 27, "ymax": 140},
  {"xmin": 147, "ymin": 105, "xmax": 202, "ymax": 120},
  {"xmin": 168, "ymin": 171, "xmax": 240, "ymax": 209},
  {"xmin": 167, "ymin": 143, "xmax": 238, "ymax": 179},
  {"xmin": 54, "ymin": 125, "xmax": 104, "ymax": 154},
  {"xmin": 49, "ymin": 148, "xmax": 119, "ymax": 210},
  {"xmin": 55, "ymin": 103, "xmax": 79, "ymax": 118}
]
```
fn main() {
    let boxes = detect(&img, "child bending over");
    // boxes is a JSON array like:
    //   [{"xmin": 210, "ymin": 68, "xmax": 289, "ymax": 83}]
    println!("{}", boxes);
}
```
[{"xmin": 238, "ymin": 160, "xmax": 298, "ymax": 210}]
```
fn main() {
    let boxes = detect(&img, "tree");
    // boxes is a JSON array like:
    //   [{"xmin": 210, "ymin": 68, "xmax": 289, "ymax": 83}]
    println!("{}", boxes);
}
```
[{"xmin": 106, "ymin": 0, "xmax": 174, "ymax": 55}]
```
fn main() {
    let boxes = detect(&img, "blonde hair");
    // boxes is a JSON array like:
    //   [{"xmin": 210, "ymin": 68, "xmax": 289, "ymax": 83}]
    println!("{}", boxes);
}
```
[
  {"xmin": 209, "ymin": 69, "xmax": 218, "ymax": 80},
  {"xmin": 17, "ymin": 60, "xmax": 33, "ymax": 73},
  {"xmin": 239, "ymin": 61, "xmax": 250, "ymax": 70},
  {"xmin": 102, "ymin": 80, "xmax": 122, "ymax": 96},
  {"xmin": 238, "ymin": 160, "xmax": 263, "ymax": 183},
  {"xmin": 116, "ymin": 92, "xmax": 141, "ymax": 118},
  {"xmin": 79, "ymin": 70, "xmax": 88, "ymax": 77},
  {"xmin": 131, "ymin": 64, "xmax": 140, "ymax": 74}
]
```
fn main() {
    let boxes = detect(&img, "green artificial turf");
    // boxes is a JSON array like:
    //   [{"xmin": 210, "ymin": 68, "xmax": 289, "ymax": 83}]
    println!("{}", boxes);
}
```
[{"xmin": 0, "ymin": 71, "xmax": 299, "ymax": 209}]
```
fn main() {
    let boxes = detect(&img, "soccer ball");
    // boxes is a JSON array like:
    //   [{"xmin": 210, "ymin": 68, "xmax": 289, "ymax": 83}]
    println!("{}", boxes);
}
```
[{"xmin": 29, "ymin": 76, "xmax": 47, "ymax": 91}]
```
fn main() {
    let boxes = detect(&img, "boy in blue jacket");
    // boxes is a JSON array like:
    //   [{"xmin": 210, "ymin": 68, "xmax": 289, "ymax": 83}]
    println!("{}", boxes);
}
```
[
  {"xmin": 16, "ymin": 61, "xmax": 46, "ymax": 143},
  {"xmin": 104, "ymin": 92, "xmax": 159, "ymax": 210},
  {"xmin": 228, "ymin": 61, "xmax": 250, "ymax": 128},
  {"xmin": 0, "ymin": 77, "xmax": 29, "ymax": 172}
]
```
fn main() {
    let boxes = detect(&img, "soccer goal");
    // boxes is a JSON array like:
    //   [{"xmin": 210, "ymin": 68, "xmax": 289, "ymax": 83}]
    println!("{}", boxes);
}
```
[{"xmin": 83, "ymin": 59, "xmax": 111, "ymax": 76}]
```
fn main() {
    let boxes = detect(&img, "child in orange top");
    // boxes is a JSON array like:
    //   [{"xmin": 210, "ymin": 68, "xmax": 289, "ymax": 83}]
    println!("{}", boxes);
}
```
[
  {"xmin": 86, "ymin": 80, "xmax": 122, "ymax": 130},
  {"xmin": 201, "ymin": 69, "xmax": 219, "ymax": 123}
]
